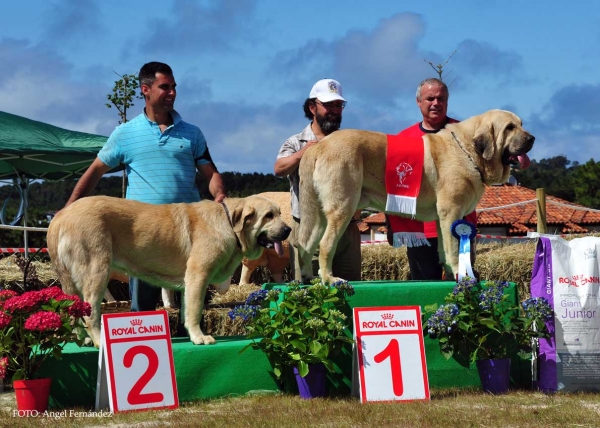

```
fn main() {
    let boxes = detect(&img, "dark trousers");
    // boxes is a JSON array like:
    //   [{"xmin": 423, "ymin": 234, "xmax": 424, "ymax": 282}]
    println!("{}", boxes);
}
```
[
  {"xmin": 406, "ymin": 238, "xmax": 443, "ymax": 280},
  {"xmin": 129, "ymin": 277, "xmax": 161, "ymax": 312}
]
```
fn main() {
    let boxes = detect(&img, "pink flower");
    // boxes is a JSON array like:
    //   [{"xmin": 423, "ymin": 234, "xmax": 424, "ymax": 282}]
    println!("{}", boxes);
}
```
[
  {"xmin": 66, "ymin": 300, "xmax": 91, "ymax": 318},
  {"xmin": 0, "ymin": 312, "xmax": 12, "ymax": 329},
  {"xmin": 0, "ymin": 290, "xmax": 18, "ymax": 301},
  {"xmin": 55, "ymin": 293, "xmax": 80, "ymax": 303},
  {"xmin": 24, "ymin": 311, "xmax": 62, "ymax": 332},
  {"xmin": 3, "ymin": 290, "xmax": 45, "ymax": 313},
  {"xmin": 0, "ymin": 357, "xmax": 8, "ymax": 379},
  {"xmin": 39, "ymin": 286, "xmax": 65, "ymax": 301}
]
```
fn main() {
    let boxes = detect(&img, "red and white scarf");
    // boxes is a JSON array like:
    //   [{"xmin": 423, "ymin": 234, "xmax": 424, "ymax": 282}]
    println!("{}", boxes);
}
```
[{"xmin": 385, "ymin": 134, "xmax": 429, "ymax": 247}]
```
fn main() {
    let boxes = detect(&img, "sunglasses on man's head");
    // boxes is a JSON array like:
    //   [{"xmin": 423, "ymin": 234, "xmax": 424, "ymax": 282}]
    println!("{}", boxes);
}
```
[{"xmin": 315, "ymin": 100, "xmax": 346, "ymax": 110}]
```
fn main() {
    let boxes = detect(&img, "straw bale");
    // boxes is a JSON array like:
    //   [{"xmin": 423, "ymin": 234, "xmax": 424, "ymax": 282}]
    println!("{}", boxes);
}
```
[
  {"xmin": 254, "ymin": 192, "xmax": 293, "ymax": 226},
  {"xmin": 0, "ymin": 254, "xmax": 59, "ymax": 285}
]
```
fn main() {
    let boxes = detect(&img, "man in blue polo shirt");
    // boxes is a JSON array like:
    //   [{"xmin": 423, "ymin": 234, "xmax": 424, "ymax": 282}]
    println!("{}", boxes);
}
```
[{"xmin": 65, "ymin": 61, "xmax": 227, "ymax": 313}]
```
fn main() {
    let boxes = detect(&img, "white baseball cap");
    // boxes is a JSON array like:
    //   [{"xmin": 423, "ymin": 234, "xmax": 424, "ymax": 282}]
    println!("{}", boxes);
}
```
[{"xmin": 309, "ymin": 79, "xmax": 346, "ymax": 103}]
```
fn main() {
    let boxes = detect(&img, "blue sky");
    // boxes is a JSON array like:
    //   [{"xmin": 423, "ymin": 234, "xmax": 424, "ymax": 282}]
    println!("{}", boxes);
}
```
[{"xmin": 2, "ymin": 0, "xmax": 599, "ymax": 174}]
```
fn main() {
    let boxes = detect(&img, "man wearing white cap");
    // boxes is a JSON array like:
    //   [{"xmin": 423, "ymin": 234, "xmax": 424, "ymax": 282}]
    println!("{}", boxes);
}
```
[{"xmin": 274, "ymin": 79, "xmax": 362, "ymax": 281}]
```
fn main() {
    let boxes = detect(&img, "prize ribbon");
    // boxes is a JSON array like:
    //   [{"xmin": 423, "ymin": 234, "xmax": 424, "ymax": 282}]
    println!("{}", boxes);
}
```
[{"xmin": 451, "ymin": 219, "xmax": 476, "ymax": 281}]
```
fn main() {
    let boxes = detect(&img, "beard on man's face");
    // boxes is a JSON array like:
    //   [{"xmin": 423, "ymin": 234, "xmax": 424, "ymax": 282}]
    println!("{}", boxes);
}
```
[{"xmin": 315, "ymin": 111, "xmax": 342, "ymax": 135}]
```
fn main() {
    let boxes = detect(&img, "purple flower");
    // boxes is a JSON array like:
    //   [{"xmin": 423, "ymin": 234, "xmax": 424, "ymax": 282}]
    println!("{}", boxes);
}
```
[{"xmin": 228, "ymin": 304, "xmax": 260, "ymax": 322}]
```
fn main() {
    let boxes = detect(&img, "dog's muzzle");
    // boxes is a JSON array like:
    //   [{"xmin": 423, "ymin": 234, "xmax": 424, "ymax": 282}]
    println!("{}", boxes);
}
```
[{"xmin": 258, "ymin": 225, "xmax": 292, "ymax": 257}]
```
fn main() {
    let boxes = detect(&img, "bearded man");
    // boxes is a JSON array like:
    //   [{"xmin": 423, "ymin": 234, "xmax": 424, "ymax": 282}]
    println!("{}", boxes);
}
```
[{"xmin": 274, "ymin": 79, "xmax": 361, "ymax": 281}]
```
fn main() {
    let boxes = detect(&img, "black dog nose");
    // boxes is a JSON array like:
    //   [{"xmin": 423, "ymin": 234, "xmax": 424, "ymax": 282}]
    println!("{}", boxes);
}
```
[{"xmin": 282, "ymin": 225, "xmax": 292, "ymax": 240}]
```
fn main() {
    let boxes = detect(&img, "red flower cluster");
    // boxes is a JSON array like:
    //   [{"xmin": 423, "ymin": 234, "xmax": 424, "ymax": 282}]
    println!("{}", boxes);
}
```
[
  {"xmin": 0, "ymin": 290, "xmax": 17, "ymax": 303},
  {"xmin": 0, "ymin": 312, "xmax": 12, "ymax": 329},
  {"xmin": 66, "ymin": 299, "xmax": 92, "ymax": 318},
  {"xmin": 3, "ymin": 289, "xmax": 46, "ymax": 312},
  {"xmin": 0, "ymin": 286, "xmax": 91, "ymax": 381},
  {"xmin": 24, "ymin": 311, "xmax": 62, "ymax": 332}
]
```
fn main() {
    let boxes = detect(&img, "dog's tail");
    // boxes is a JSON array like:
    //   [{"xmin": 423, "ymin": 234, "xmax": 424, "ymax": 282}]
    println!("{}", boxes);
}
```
[{"xmin": 47, "ymin": 219, "xmax": 78, "ymax": 296}]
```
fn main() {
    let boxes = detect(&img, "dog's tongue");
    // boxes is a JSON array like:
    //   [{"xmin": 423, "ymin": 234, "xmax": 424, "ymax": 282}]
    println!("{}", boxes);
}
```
[
  {"xmin": 510, "ymin": 153, "xmax": 531, "ymax": 169},
  {"xmin": 518, "ymin": 153, "xmax": 531, "ymax": 169},
  {"xmin": 274, "ymin": 241, "xmax": 284, "ymax": 257}
]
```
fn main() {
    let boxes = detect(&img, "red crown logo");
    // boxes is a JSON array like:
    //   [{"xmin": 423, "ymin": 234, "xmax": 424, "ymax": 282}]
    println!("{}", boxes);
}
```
[
  {"xmin": 130, "ymin": 319, "xmax": 143, "ymax": 326},
  {"xmin": 381, "ymin": 313, "xmax": 394, "ymax": 320}
]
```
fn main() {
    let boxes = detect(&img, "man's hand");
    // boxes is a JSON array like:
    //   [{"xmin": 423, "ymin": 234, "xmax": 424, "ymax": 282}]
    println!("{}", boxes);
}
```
[
  {"xmin": 274, "ymin": 140, "xmax": 319, "ymax": 177},
  {"xmin": 64, "ymin": 157, "xmax": 111, "ymax": 208},
  {"xmin": 198, "ymin": 163, "xmax": 227, "ymax": 202}
]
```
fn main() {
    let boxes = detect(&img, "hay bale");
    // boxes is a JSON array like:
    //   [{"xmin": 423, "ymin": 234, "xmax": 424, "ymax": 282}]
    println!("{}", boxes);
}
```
[
  {"xmin": 0, "ymin": 254, "xmax": 59, "ymax": 287},
  {"xmin": 360, "ymin": 245, "xmax": 410, "ymax": 281},
  {"xmin": 255, "ymin": 192, "xmax": 293, "ymax": 226}
]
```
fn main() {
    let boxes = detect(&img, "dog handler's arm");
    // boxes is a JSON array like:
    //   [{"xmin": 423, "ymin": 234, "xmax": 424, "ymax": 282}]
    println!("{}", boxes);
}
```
[
  {"xmin": 64, "ymin": 157, "xmax": 112, "ymax": 208},
  {"xmin": 198, "ymin": 163, "xmax": 227, "ymax": 203},
  {"xmin": 274, "ymin": 140, "xmax": 319, "ymax": 177}
]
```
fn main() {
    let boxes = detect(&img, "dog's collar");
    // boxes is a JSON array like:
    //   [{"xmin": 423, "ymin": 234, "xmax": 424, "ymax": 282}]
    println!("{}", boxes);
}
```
[
  {"xmin": 220, "ymin": 201, "xmax": 242, "ymax": 249},
  {"xmin": 451, "ymin": 131, "xmax": 485, "ymax": 183}
]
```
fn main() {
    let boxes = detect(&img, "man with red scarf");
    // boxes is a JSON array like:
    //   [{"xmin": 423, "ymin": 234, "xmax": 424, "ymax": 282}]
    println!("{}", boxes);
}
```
[{"xmin": 387, "ymin": 78, "xmax": 477, "ymax": 280}]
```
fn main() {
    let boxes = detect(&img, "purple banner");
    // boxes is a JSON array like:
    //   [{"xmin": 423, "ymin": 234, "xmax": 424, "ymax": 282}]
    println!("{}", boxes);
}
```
[{"xmin": 530, "ymin": 237, "xmax": 557, "ymax": 392}]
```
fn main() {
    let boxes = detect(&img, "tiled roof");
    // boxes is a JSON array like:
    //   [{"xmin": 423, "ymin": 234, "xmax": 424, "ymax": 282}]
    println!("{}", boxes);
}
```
[
  {"xmin": 360, "ymin": 184, "xmax": 600, "ymax": 235},
  {"xmin": 477, "ymin": 184, "xmax": 600, "ymax": 233},
  {"xmin": 363, "ymin": 212, "xmax": 386, "ymax": 224},
  {"xmin": 357, "ymin": 222, "xmax": 370, "ymax": 233}
]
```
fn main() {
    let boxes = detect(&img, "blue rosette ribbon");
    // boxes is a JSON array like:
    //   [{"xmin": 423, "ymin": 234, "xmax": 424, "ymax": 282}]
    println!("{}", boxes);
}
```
[{"xmin": 451, "ymin": 219, "xmax": 476, "ymax": 281}]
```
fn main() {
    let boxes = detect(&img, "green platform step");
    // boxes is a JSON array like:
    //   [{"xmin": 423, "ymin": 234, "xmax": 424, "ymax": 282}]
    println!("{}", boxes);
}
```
[{"xmin": 38, "ymin": 280, "xmax": 528, "ymax": 408}]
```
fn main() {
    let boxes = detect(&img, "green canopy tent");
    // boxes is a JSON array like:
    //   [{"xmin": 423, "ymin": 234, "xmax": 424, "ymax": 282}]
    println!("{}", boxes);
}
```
[{"xmin": 0, "ymin": 110, "xmax": 115, "ymax": 252}]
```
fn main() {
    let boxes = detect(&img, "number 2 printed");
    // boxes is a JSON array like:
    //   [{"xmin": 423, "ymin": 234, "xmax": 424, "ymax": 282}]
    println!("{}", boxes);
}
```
[{"xmin": 123, "ymin": 345, "xmax": 164, "ymax": 405}]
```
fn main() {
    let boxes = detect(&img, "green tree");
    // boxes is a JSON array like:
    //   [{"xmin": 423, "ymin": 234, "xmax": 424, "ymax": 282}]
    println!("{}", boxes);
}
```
[
  {"xmin": 513, "ymin": 156, "xmax": 576, "ymax": 201},
  {"xmin": 571, "ymin": 159, "xmax": 600, "ymax": 209},
  {"xmin": 106, "ymin": 72, "xmax": 143, "ymax": 197},
  {"xmin": 106, "ymin": 72, "xmax": 142, "ymax": 124}
]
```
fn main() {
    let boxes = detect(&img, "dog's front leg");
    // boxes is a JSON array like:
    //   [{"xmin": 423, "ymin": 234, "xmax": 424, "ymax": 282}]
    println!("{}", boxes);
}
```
[
  {"xmin": 182, "ymin": 268, "xmax": 215, "ymax": 345},
  {"xmin": 436, "ymin": 214, "xmax": 461, "ymax": 280}
]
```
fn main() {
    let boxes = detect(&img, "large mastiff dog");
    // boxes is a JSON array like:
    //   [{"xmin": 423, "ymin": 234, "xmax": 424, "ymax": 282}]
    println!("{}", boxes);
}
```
[
  {"xmin": 297, "ymin": 109, "xmax": 534, "ymax": 284},
  {"xmin": 47, "ymin": 195, "xmax": 291, "ymax": 347}
]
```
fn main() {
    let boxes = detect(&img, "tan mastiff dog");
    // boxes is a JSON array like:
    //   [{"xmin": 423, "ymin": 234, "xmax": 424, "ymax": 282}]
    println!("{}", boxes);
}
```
[
  {"xmin": 297, "ymin": 109, "xmax": 534, "ymax": 284},
  {"xmin": 47, "ymin": 195, "xmax": 291, "ymax": 347}
]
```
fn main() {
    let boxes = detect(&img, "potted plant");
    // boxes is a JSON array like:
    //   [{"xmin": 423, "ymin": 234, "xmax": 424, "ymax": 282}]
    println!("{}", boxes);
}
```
[
  {"xmin": 229, "ymin": 279, "xmax": 355, "ymax": 398},
  {"xmin": 0, "ymin": 286, "xmax": 91, "ymax": 411},
  {"xmin": 423, "ymin": 276, "xmax": 553, "ymax": 394}
]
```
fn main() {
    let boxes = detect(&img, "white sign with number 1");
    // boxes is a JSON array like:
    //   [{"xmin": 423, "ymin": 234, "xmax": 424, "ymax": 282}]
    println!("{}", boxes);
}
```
[
  {"xmin": 353, "ymin": 306, "xmax": 429, "ymax": 402},
  {"xmin": 95, "ymin": 310, "xmax": 178, "ymax": 413}
]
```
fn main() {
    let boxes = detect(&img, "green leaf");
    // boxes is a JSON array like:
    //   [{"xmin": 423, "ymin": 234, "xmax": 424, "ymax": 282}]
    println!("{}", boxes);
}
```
[
  {"xmin": 309, "ymin": 341, "xmax": 322, "ymax": 355},
  {"xmin": 297, "ymin": 361, "xmax": 309, "ymax": 377}
]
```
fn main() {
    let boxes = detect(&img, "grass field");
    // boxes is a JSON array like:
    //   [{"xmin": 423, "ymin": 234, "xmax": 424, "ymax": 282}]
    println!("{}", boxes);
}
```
[{"xmin": 2, "ymin": 388, "xmax": 600, "ymax": 428}]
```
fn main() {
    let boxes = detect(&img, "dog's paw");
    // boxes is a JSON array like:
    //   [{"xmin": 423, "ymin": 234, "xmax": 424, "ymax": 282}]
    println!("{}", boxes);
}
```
[
  {"xmin": 190, "ymin": 333, "xmax": 216, "ymax": 345},
  {"xmin": 321, "ymin": 275, "xmax": 344, "ymax": 286}
]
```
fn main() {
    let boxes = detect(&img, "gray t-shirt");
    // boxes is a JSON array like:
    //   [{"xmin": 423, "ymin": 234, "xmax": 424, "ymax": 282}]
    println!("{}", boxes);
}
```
[{"xmin": 276, "ymin": 123, "xmax": 316, "ymax": 219}]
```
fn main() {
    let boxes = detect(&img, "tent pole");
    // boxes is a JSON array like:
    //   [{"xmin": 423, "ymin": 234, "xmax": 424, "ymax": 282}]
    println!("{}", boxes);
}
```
[{"xmin": 21, "ymin": 176, "xmax": 29, "ymax": 259}]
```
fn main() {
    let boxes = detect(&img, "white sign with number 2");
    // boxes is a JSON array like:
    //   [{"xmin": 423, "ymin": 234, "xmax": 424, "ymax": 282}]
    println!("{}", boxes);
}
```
[{"xmin": 96, "ymin": 310, "xmax": 178, "ymax": 412}]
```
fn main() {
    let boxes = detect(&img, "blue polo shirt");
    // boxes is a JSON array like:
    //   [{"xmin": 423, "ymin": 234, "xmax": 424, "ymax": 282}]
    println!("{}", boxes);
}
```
[{"xmin": 98, "ymin": 110, "xmax": 212, "ymax": 204}]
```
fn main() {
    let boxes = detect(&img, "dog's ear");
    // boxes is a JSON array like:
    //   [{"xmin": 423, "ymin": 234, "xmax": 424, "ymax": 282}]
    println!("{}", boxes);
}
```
[
  {"xmin": 473, "ymin": 122, "xmax": 495, "ymax": 161},
  {"xmin": 231, "ymin": 205, "xmax": 256, "ymax": 233}
]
